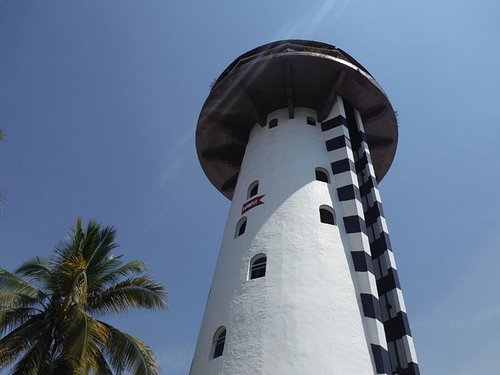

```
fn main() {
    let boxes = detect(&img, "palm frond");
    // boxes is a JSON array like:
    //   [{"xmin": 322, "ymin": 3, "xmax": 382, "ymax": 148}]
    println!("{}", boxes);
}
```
[
  {"xmin": 0, "ymin": 314, "xmax": 46, "ymax": 371},
  {"xmin": 15, "ymin": 257, "xmax": 54, "ymax": 292},
  {"xmin": 87, "ymin": 276, "xmax": 167, "ymax": 315},
  {"xmin": 60, "ymin": 308, "xmax": 109, "ymax": 374},
  {"xmin": 0, "ymin": 292, "xmax": 40, "ymax": 310},
  {"xmin": 83, "ymin": 223, "xmax": 118, "ymax": 268},
  {"xmin": 85, "ymin": 256, "xmax": 123, "ymax": 292},
  {"xmin": 0, "ymin": 269, "xmax": 44, "ymax": 315},
  {"xmin": 91, "ymin": 351, "xmax": 113, "ymax": 375},
  {"xmin": 53, "ymin": 218, "xmax": 86, "ymax": 263},
  {"xmin": 10, "ymin": 331, "xmax": 52, "ymax": 375},
  {"xmin": 88, "ymin": 260, "xmax": 146, "ymax": 294},
  {"xmin": 102, "ymin": 322, "xmax": 160, "ymax": 375},
  {"xmin": 0, "ymin": 269, "xmax": 40, "ymax": 298},
  {"xmin": 1, "ymin": 218, "xmax": 167, "ymax": 373},
  {"xmin": 0, "ymin": 307, "xmax": 41, "ymax": 336}
]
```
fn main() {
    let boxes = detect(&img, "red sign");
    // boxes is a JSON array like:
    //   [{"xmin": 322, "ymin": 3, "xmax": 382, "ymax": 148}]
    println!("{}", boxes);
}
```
[{"xmin": 242, "ymin": 195, "xmax": 265, "ymax": 214}]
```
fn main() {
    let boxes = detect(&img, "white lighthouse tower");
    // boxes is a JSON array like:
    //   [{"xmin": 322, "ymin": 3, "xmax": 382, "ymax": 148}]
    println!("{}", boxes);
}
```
[{"xmin": 191, "ymin": 40, "xmax": 419, "ymax": 375}]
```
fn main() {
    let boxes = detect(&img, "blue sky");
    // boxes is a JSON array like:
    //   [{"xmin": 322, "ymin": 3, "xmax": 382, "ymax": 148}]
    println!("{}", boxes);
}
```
[{"xmin": 1, "ymin": 1, "xmax": 499, "ymax": 374}]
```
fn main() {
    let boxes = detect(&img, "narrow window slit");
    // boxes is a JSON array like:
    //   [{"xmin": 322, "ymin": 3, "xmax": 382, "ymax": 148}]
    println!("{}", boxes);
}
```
[
  {"xmin": 236, "ymin": 217, "xmax": 247, "ymax": 237},
  {"xmin": 212, "ymin": 327, "xmax": 226, "ymax": 359},
  {"xmin": 248, "ymin": 181, "xmax": 259, "ymax": 198}
]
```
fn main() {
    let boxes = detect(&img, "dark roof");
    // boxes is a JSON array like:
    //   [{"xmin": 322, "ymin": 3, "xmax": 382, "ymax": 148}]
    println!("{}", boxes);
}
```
[{"xmin": 196, "ymin": 40, "xmax": 398, "ymax": 199}]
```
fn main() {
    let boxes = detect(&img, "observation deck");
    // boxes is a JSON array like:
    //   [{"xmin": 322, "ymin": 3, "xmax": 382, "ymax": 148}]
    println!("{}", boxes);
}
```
[{"xmin": 196, "ymin": 40, "xmax": 398, "ymax": 199}]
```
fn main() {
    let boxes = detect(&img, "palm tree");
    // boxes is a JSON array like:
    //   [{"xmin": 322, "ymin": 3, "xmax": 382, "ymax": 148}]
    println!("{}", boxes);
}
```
[{"xmin": 0, "ymin": 219, "xmax": 167, "ymax": 375}]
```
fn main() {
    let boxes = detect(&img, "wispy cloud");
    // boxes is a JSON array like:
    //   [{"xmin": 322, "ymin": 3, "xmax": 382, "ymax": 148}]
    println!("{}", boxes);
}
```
[
  {"xmin": 156, "ymin": 129, "xmax": 194, "ymax": 188},
  {"xmin": 273, "ymin": 0, "xmax": 350, "ymax": 40}
]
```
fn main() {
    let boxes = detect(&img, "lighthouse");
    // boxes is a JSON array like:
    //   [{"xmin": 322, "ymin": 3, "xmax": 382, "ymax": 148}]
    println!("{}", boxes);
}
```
[{"xmin": 191, "ymin": 40, "xmax": 419, "ymax": 375}]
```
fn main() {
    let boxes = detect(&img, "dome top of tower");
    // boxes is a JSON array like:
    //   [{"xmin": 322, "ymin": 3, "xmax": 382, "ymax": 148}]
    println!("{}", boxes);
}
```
[{"xmin": 196, "ymin": 40, "xmax": 398, "ymax": 199}]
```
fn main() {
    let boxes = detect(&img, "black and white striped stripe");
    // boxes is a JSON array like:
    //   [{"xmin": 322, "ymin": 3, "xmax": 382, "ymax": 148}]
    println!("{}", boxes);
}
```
[
  {"xmin": 321, "ymin": 97, "xmax": 391, "ymax": 374},
  {"xmin": 348, "ymin": 101, "xmax": 420, "ymax": 374}
]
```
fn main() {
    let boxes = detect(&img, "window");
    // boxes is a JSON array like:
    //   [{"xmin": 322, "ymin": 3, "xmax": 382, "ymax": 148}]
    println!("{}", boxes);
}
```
[
  {"xmin": 319, "ymin": 205, "xmax": 336, "ymax": 225},
  {"xmin": 236, "ymin": 217, "xmax": 247, "ymax": 237},
  {"xmin": 306, "ymin": 116, "xmax": 316, "ymax": 126},
  {"xmin": 269, "ymin": 118, "xmax": 278, "ymax": 128},
  {"xmin": 247, "ymin": 181, "xmax": 259, "ymax": 198},
  {"xmin": 315, "ymin": 168, "xmax": 329, "ymax": 183},
  {"xmin": 249, "ymin": 254, "xmax": 267, "ymax": 280},
  {"xmin": 212, "ymin": 327, "xmax": 226, "ymax": 359}
]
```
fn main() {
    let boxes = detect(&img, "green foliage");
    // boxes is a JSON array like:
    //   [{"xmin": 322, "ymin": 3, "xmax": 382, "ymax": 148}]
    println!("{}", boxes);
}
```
[{"xmin": 0, "ymin": 219, "xmax": 167, "ymax": 375}]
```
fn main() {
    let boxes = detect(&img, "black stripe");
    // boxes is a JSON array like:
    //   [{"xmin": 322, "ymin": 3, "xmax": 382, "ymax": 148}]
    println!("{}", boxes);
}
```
[
  {"xmin": 359, "ymin": 130, "xmax": 368, "ymax": 144},
  {"xmin": 355, "ymin": 154, "xmax": 368, "ymax": 173},
  {"xmin": 364, "ymin": 203, "xmax": 381, "ymax": 227},
  {"xmin": 351, "ymin": 251, "xmax": 374, "ymax": 273},
  {"xmin": 331, "ymin": 158, "xmax": 354, "ymax": 175},
  {"xmin": 337, "ymin": 184, "xmax": 360, "ymax": 201},
  {"xmin": 384, "ymin": 312, "xmax": 412, "ymax": 341},
  {"xmin": 359, "ymin": 178, "xmax": 374, "ymax": 197},
  {"xmin": 343, "ymin": 215, "xmax": 367, "ymax": 234},
  {"xmin": 376, "ymin": 268, "xmax": 401, "ymax": 296},
  {"xmin": 343, "ymin": 99, "xmax": 362, "ymax": 150},
  {"xmin": 398, "ymin": 362, "xmax": 421, "ymax": 375},
  {"xmin": 325, "ymin": 135, "xmax": 349, "ymax": 151},
  {"xmin": 371, "ymin": 344, "xmax": 391, "ymax": 374},
  {"xmin": 361, "ymin": 293, "xmax": 382, "ymax": 320},
  {"xmin": 370, "ymin": 232, "xmax": 392, "ymax": 258},
  {"xmin": 321, "ymin": 115, "xmax": 347, "ymax": 131}
]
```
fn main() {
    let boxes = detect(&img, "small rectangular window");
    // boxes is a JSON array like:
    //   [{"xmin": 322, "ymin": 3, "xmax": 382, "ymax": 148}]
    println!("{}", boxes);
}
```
[
  {"xmin": 315, "ymin": 168, "xmax": 329, "ymax": 183},
  {"xmin": 319, "ymin": 206, "xmax": 335, "ymax": 225}
]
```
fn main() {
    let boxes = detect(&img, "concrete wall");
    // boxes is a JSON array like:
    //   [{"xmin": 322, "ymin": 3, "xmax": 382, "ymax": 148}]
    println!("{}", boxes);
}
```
[{"xmin": 190, "ymin": 108, "xmax": 375, "ymax": 374}]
